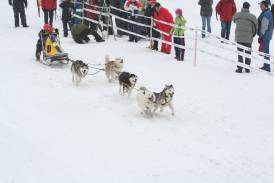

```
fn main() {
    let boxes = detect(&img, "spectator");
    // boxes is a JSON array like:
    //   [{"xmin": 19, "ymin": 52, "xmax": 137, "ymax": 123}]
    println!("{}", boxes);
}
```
[
  {"xmin": 153, "ymin": 2, "xmax": 173, "ymax": 54},
  {"xmin": 216, "ymin": 0, "xmax": 236, "ymax": 41},
  {"xmin": 171, "ymin": 8, "xmax": 186, "ymax": 61},
  {"xmin": 198, "ymin": 0, "xmax": 213, "ymax": 38},
  {"xmin": 233, "ymin": 2, "xmax": 258, "ymax": 73},
  {"xmin": 8, "ymin": 0, "xmax": 28, "ymax": 28},
  {"xmin": 59, "ymin": 0, "xmax": 74, "ymax": 37},
  {"xmin": 84, "ymin": 0, "xmax": 98, "ymax": 30},
  {"xmin": 41, "ymin": 0, "xmax": 57, "ymax": 26},
  {"xmin": 73, "ymin": 0, "xmax": 83, "ymax": 25},
  {"xmin": 71, "ymin": 23, "xmax": 104, "ymax": 44},
  {"xmin": 258, "ymin": 0, "xmax": 273, "ymax": 72},
  {"xmin": 124, "ymin": 0, "xmax": 143, "ymax": 42},
  {"xmin": 144, "ymin": 0, "xmax": 159, "ymax": 50},
  {"xmin": 110, "ymin": 0, "xmax": 128, "ymax": 37}
]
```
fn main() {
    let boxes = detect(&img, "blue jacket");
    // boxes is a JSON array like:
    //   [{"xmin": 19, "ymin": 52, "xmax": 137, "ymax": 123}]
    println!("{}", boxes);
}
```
[{"xmin": 258, "ymin": 9, "xmax": 273, "ymax": 40}]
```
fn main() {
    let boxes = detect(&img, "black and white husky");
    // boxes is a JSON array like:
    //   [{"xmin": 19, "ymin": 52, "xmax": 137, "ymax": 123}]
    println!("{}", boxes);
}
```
[
  {"xmin": 137, "ymin": 85, "xmax": 175, "ymax": 116},
  {"xmin": 71, "ymin": 60, "xmax": 89, "ymax": 86},
  {"xmin": 118, "ymin": 72, "xmax": 138, "ymax": 97},
  {"xmin": 153, "ymin": 85, "xmax": 175, "ymax": 115}
]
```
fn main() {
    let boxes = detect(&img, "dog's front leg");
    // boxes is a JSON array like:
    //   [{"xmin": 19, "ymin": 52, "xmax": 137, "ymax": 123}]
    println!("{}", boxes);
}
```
[
  {"xmin": 119, "ymin": 85, "xmax": 121, "ymax": 94},
  {"xmin": 72, "ymin": 73, "xmax": 75, "ymax": 83},
  {"xmin": 168, "ymin": 102, "xmax": 175, "ymax": 116}
]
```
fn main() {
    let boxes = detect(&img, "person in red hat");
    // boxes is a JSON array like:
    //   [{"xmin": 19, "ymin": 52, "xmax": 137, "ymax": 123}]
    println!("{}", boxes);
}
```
[
  {"xmin": 35, "ymin": 24, "xmax": 58, "ymax": 61},
  {"xmin": 171, "ymin": 8, "xmax": 186, "ymax": 61},
  {"xmin": 41, "ymin": 0, "xmax": 57, "ymax": 26},
  {"xmin": 153, "ymin": 2, "xmax": 174, "ymax": 54}
]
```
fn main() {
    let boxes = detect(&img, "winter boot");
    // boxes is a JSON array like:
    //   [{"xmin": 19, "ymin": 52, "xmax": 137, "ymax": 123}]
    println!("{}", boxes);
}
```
[
  {"xmin": 36, "ymin": 53, "xmax": 40, "ymax": 61},
  {"xmin": 245, "ymin": 69, "xmax": 250, "ymax": 73},
  {"xmin": 260, "ymin": 63, "xmax": 271, "ymax": 72},
  {"xmin": 235, "ymin": 68, "xmax": 243, "ymax": 73}
]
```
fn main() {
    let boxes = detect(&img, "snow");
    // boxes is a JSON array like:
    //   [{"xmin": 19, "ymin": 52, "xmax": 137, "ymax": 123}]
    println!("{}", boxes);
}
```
[{"xmin": 0, "ymin": 0, "xmax": 274, "ymax": 183}]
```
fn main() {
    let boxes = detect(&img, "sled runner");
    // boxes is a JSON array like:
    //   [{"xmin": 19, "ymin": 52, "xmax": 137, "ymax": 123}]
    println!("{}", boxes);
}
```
[{"xmin": 40, "ymin": 31, "xmax": 69, "ymax": 65}]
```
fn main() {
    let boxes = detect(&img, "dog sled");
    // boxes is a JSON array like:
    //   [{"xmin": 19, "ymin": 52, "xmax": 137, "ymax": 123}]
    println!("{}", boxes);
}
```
[{"xmin": 40, "ymin": 31, "xmax": 69, "ymax": 65}]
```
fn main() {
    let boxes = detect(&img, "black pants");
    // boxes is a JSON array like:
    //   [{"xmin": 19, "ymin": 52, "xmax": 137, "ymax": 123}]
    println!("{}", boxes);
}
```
[
  {"xmin": 13, "ymin": 7, "xmax": 27, "ymax": 27},
  {"xmin": 152, "ymin": 28, "xmax": 160, "ymax": 50},
  {"xmin": 128, "ymin": 16, "xmax": 139, "ymax": 42},
  {"xmin": 237, "ymin": 42, "xmax": 251, "ymax": 71},
  {"xmin": 43, "ymin": 10, "xmax": 54, "ymax": 26},
  {"xmin": 174, "ymin": 37, "xmax": 185, "ymax": 61},
  {"xmin": 62, "ymin": 20, "xmax": 69, "ymax": 36}
]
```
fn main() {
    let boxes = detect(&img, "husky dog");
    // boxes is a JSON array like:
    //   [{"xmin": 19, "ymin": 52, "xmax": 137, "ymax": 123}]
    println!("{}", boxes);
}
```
[
  {"xmin": 137, "ymin": 87, "xmax": 156, "ymax": 116},
  {"xmin": 153, "ymin": 85, "xmax": 175, "ymax": 115},
  {"xmin": 71, "ymin": 60, "xmax": 89, "ymax": 86},
  {"xmin": 118, "ymin": 72, "xmax": 138, "ymax": 97},
  {"xmin": 105, "ymin": 55, "xmax": 124, "ymax": 82}
]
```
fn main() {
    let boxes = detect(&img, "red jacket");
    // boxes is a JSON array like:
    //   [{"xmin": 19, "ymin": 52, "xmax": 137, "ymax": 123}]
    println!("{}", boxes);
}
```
[
  {"xmin": 41, "ymin": 0, "xmax": 57, "ymax": 11},
  {"xmin": 153, "ymin": 7, "xmax": 173, "ymax": 33},
  {"xmin": 85, "ymin": 0, "xmax": 97, "ymax": 20},
  {"xmin": 216, "ymin": 0, "xmax": 236, "ymax": 21}
]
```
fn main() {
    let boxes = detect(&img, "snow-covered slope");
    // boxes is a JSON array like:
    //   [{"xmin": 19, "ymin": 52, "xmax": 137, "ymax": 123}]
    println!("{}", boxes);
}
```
[{"xmin": 0, "ymin": 1, "xmax": 273, "ymax": 183}]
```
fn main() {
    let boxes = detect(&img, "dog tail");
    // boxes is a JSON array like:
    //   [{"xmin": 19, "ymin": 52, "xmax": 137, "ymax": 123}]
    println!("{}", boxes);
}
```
[{"xmin": 105, "ymin": 55, "xmax": 110, "ymax": 64}]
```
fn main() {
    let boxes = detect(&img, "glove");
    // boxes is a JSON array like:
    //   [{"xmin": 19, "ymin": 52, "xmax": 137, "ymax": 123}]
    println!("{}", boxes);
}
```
[{"xmin": 55, "ymin": 28, "xmax": 59, "ymax": 35}]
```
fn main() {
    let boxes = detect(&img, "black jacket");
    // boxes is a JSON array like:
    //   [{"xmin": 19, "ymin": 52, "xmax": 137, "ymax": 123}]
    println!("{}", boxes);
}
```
[
  {"xmin": 9, "ymin": 0, "xmax": 27, "ymax": 9},
  {"xmin": 59, "ymin": 1, "xmax": 74, "ymax": 21}
]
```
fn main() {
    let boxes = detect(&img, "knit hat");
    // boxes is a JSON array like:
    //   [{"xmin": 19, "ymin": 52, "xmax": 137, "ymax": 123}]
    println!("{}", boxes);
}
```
[
  {"xmin": 175, "ymin": 8, "xmax": 183, "ymax": 16},
  {"xmin": 43, "ymin": 24, "xmax": 53, "ymax": 33},
  {"xmin": 259, "ymin": 0, "xmax": 269, "ymax": 7},
  {"xmin": 243, "ymin": 2, "xmax": 250, "ymax": 9}
]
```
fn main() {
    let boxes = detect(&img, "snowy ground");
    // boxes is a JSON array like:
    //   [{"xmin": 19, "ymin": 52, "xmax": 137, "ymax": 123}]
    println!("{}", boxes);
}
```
[{"xmin": 0, "ymin": 1, "xmax": 274, "ymax": 183}]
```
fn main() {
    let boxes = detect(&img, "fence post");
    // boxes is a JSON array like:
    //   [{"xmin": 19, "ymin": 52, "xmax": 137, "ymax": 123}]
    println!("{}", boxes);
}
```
[
  {"xmin": 193, "ymin": 27, "xmax": 198, "ymax": 67},
  {"xmin": 150, "ymin": 17, "xmax": 153, "ymax": 48},
  {"xmin": 81, "ymin": 0, "xmax": 84, "ymax": 24}
]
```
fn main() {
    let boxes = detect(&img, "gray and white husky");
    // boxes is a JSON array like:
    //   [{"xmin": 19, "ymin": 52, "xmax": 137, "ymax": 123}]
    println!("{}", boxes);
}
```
[
  {"xmin": 137, "ymin": 85, "xmax": 175, "ymax": 116},
  {"xmin": 153, "ymin": 85, "xmax": 175, "ymax": 115},
  {"xmin": 71, "ymin": 60, "xmax": 89, "ymax": 86}
]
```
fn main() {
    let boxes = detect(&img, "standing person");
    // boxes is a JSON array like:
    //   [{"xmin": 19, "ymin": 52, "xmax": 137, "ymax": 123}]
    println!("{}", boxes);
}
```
[
  {"xmin": 153, "ymin": 3, "xmax": 173, "ymax": 54},
  {"xmin": 59, "ymin": 0, "xmax": 74, "ymax": 37},
  {"xmin": 216, "ymin": 0, "xmax": 236, "ymax": 41},
  {"xmin": 144, "ymin": 0, "xmax": 159, "ymax": 50},
  {"xmin": 124, "ymin": 0, "xmax": 143, "ymax": 42},
  {"xmin": 198, "ymin": 0, "xmax": 213, "ymax": 38},
  {"xmin": 110, "ymin": 0, "xmax": 127, "ymax": 37},
  {"xmin": 8, "ymin": 0, "xmax": 29, "ymax": 28},
  {"xmin": 258, "ymin": 0, "xmax": 274, "ymax": 72},
  {"xmin": 73, "ymin": 0, "xmax": 84, "ymax": 25},
  {"xmin": 233, "ymin": 2, "xmax": 258, "ymax": 73},
  {"xmin": 171, "ymin": 8, "xmax": 186, "ymax": 61},
  {"xmin": 84, "ymin": 0, "xmax": 98, "ymax": 30},
  {"xmin": 41, "ymin": 0, "xmax": 57, "ymax": 26}
]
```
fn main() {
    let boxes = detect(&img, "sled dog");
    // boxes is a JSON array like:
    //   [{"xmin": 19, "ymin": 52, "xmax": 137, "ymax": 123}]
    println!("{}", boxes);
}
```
[
  {"xmin": 105, "ymin": 55, "xmax": 123, "ymax": 82},
  {"xmin": 71, "ymin": 60, "xmax": 89, "ymax": 86},
  {"xmin": 118, "ymin": 72, "xmax": 138, "ymax": 97},
  {"xmin": 136, "ymin": 87, "xmax": 156, "ymax": 116},
  {"xmin": 153, "ymin": 85, "xmax": 175, "ymax": 115}
]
